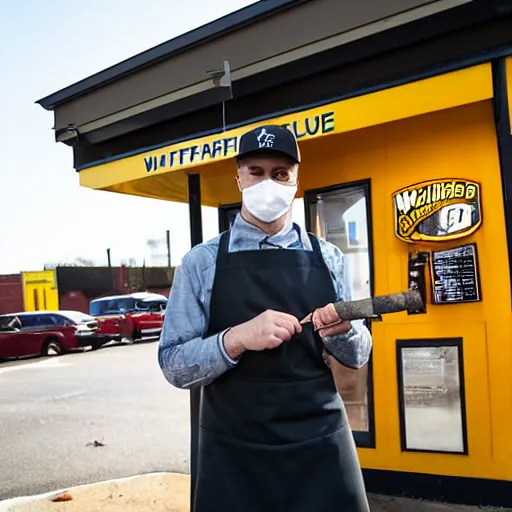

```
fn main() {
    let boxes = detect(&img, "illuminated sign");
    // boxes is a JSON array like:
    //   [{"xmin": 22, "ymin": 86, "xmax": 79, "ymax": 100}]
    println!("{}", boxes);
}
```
[
  {"xmin": 392, "ymin": 179, "xmax": 482, "ymax": 243},
  {"xmin": 143, "ymin": 111, "xmax": 335, "ymax": 173}
]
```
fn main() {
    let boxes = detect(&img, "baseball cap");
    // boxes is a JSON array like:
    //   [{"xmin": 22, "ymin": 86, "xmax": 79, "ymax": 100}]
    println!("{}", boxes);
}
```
[{"xmin": 236, "ymin": 124, "xmax": 301, "ymax": 163}]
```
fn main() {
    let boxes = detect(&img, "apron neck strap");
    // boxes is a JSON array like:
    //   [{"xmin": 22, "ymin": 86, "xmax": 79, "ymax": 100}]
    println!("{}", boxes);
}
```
[
  {"xmin": 219, "ymin": 230, "xmax": 231, "ymax": 254},
  {"xmin": 306, "ymin": 232, "xmax": 323, "ymax": 255},
  {"xmin": 218, "ymin": 223, "xmax": 320, "ymax": 254}
]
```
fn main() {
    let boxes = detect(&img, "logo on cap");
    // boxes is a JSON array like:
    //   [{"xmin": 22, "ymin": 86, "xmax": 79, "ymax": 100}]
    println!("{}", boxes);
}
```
[{"xmin": 256, "ymin": 128, "xmax": 276, "ymax": 149}]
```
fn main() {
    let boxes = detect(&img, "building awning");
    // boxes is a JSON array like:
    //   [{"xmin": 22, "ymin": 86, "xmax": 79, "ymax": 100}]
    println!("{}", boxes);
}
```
[
  {"xmin": 78, "ymin": 63, "xmax": 493, "ymax": 207},
  {"xmin": 35, "ymin": 0, "xmax": 502, "ymax": 158}
]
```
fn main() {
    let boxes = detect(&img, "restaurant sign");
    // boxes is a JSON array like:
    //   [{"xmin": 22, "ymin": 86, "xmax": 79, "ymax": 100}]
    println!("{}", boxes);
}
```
[{"xmin": 392, "ymin": 179, "xmax": 482, "ymax": 243}]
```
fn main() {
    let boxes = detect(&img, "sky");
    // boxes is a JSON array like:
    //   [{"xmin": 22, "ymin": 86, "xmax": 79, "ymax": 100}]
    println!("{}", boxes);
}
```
[{"xmin": 0, "ymin": 0, "xmax": 306, "ymax": 274}]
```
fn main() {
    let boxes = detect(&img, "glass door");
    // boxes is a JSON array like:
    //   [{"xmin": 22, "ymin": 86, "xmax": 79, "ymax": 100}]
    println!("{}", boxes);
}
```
[{"xmin": 304, "ymin": 180, "xmax": 375, "ymax": 447}]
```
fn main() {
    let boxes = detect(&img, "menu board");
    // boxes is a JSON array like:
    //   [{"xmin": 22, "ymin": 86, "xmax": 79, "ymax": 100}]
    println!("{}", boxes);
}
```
[{"xmin": 431, "ymin": 243, "xmax": 481, "ymax": 304}]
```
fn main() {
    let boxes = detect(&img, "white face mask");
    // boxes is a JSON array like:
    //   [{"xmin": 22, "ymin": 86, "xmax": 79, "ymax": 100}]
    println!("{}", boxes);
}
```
[{"xmin": 242, "ymin": 179, "xmax": 297, "ymax": 223}]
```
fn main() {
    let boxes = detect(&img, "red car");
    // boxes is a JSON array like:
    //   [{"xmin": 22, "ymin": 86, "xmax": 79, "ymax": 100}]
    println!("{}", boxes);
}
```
[
  {"xmin": 89, "ymin": 292, "xmax": 167, "ymax": 343},
  {"xmin": 0, "ymin": 310, "xmax": 101, "ymax": 360}
]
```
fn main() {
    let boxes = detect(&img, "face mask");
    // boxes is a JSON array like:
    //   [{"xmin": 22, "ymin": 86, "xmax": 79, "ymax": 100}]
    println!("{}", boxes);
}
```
[{"xmin": 242, "ymin": 179, "xmax": 297, "ymax": 223}]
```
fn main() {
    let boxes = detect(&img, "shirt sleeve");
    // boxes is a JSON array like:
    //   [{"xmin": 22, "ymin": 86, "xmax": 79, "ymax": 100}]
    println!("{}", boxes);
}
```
[
  {"xmin": 158, "ymin": 254, "xmax": 236, "ymax": 389},
  {"xmin": 319, "ymin": 241, "xmax": 373, "ymax": 369}
]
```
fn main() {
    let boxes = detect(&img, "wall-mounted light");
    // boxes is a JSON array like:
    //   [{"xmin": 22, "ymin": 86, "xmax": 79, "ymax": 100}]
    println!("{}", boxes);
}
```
[
  {"xmin": 206, "ymin": 60, "xmax": 232, "ymax": 92},
  {"xmin": 206, "ymin": 60, "xmax": 233, "ymax": 132},
  {"xmin": 55, "ymin": 124, "xmax": 80, "ymax": 146}
]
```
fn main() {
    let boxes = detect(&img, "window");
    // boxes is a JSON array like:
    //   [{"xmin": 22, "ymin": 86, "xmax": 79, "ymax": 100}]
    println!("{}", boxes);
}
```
[
  {"xmin": 20, "ymin": 315, "xmax": 38, "ymax": 328},
  {"xmin": 218, "ymin": 203, "xmax": 242, "ymax": 232},
  {"xmin": 37, "ymin": 315, "xmax": 59, "ymax": 326},
  {"xmin": 305, "ymin": 181, "xmax": 375, "ymax": 447},
  {"xmin": 397, "ymin": 339, "xmax": 468, "ymax": 454},
  {"xmin": 90, "ymin": 298, "xmax": 136, "ymax": 316},
  {"xmin": 0, "ymin": 316, "xmax": 16, "ymax": 331}
]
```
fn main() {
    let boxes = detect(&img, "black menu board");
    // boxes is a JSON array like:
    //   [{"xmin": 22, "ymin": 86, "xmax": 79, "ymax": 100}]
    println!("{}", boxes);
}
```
[{"xmin": 431, "ymin": 243, "xmax": 481, "ymax": 304}]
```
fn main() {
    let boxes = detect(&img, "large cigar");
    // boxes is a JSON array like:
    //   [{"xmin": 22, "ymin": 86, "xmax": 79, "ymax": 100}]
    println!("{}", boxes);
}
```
[
  {"xmin": 300, "ymin": 290, "xmax": 424, "ymax": 329},
  {"xmin": 333, "ymin": 290, "xmax": 423, "ymax": 321}
]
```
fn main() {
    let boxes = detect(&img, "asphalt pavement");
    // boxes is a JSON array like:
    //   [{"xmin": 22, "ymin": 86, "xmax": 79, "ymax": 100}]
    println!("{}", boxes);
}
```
[{"xmin": 0, "ymin": 341, "xmax": 190, "ymax": 501}]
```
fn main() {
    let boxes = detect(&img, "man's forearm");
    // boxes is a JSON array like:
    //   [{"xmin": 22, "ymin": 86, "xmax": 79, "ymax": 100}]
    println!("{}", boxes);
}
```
[
  {"xmin": 321, "ymin": 324, "xmax": 372, "ymax": 369},
  {"xmin": 158, "ymin": 330, "xmax": 235, "ymax": 389}
]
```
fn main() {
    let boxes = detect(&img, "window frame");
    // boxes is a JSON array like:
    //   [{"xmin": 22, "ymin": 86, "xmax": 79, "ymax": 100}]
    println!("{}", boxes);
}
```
[
  {"xmin": 304, "ymin": 178, "xmax": 376, "ymax": 449},
  {"xmin": 218, "ymin": 202, "xmax": 242, "ymax": 232},
  {"xmin": 396, "ymin": 337, "xmax": 469, "ymax": 455}
]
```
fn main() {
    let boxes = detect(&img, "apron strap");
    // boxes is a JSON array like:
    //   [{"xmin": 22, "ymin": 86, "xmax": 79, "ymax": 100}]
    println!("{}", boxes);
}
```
[
  {"xmin": 218, "ymin": 230, "xmax": 231, "ymax": 255},
  {"xmin": 306, "ymin": 231, "xmax": 323, "ymax": 255}
]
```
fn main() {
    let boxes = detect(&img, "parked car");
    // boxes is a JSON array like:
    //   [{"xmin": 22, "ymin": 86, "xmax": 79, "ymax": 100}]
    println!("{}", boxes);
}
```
[
  {"xmin": 89, "ymin": 292, "xmax": 167, "ymax": 343},
  {"xmin": 0, "ymin": 310, "xmax": 105, "ymax": 360}
]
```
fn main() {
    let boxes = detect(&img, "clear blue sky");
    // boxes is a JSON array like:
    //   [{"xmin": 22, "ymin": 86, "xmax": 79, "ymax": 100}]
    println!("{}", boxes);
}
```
[{"xmin": 0, "ymin": 0, "xmax": 267, "ymax": 273}]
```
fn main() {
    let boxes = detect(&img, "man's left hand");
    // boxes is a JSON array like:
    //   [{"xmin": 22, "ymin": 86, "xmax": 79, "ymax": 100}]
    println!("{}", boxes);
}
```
[{"xmin": 311, "ymin": 303, "xmax": 351, "ymax": 338}]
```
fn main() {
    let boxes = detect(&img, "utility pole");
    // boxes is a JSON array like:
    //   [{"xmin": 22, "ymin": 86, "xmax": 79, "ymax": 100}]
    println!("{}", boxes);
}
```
[
  {"xmin": 107, "ymin": 248, "xmax": 114, "ymax": 294},
  {"xmin": 166, "ymin": 230, "xmax": 171, "ymax": 268}
]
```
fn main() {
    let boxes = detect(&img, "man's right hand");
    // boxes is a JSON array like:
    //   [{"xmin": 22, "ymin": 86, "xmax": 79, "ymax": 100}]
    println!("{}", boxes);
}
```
[{"xmin": 223, "ymin": 310, "xmax": 302, "ymax": 359}]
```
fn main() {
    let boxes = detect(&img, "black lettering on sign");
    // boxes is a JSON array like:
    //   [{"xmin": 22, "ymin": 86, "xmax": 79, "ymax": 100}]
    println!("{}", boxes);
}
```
[{"xmin": 143, "ymin": 111, "xmax": 336, "ymax": 172}]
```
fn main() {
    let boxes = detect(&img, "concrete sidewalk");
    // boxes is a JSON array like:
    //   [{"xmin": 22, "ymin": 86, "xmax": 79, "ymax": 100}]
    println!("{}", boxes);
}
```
[{"xmin": 1, "ymin": 473, "xmax": 510, "ymax": 512}]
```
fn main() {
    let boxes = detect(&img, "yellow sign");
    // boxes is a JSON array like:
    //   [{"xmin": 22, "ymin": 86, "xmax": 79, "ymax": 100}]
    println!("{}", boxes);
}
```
[
  {"xmin": 22, "ymin": 270, "xmax": 59, "ymax": 311},
  {"xmin": 143, "ymin": 112, "xmax": 335, "ymax": 173},
  {"xmin": 392, "ymin": 179, "xmax": 482, "ymax": 243}
]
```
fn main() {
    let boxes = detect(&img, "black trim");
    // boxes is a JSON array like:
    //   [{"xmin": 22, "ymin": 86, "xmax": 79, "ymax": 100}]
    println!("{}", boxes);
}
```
[
  {"xmin": 218, "ymin": 203, "xmax": 242, "ymax": 232},
  {"xmin": 188, "ymin": 174, "xmax": 203, "ymax": 248},
  {"xmin": 36, "ymin": 0, "xmax": 307, "ymax": 110},
  {"xmin": 303, "ymin": 179, "xmax": 376, "ymax": 449},
  {"xmin": 492, "ymin": 58, "xmax": 512, "ymax": 308},
  {"xmin": 363, "ymin": 468, "xmax": 512, "ymax": 508},
  {"xmin": 71, "ymin": 4, "xmax": 512, "ymax": 150},
  {"xmin": 233, "ymin": 0, "xmax": 510, "ymax": 101},
  {"xmin": 187, "ymin": 173, "xmax": 203, "ymax": 512},
  {"xmin": 75, "ymin": 35, "xmax": 512, "ymax": 171},
  {"xmin": 396, "ymin": 338, "xmax": 469, "ymax": 456}
]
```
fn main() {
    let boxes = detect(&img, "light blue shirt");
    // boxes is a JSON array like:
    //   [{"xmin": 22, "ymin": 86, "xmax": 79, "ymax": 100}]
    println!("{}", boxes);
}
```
[{"xmin": 158, "ymin": 214, "xmax": 372, "ymax": 389}]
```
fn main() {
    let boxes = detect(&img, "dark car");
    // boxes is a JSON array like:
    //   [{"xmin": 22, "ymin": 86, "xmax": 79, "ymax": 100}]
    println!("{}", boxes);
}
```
[{"xmin": 0, "ymin": 310, "xmax": 104, "ymax": 360}]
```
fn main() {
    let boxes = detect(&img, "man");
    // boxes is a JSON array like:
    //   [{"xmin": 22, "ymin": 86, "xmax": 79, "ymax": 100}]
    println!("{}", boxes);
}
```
[{"xmin": 158, "ymin": 124, "xmax": 372, "ymax": 511}]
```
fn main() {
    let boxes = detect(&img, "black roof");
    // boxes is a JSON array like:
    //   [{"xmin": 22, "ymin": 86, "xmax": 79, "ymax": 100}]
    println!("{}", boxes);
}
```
[{"xmin": 36, "ymin": 0, "xmax": 305, "ymax": 110}]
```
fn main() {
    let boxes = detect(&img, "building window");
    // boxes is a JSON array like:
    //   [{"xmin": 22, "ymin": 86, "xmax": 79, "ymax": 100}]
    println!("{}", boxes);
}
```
[
  {"xmin": 304, "ymin": 180, "xmax": 375, "ymax": 448},
  {"xmin": 397, "ymin": 338, "xmax": 468, "ymax": 454}
]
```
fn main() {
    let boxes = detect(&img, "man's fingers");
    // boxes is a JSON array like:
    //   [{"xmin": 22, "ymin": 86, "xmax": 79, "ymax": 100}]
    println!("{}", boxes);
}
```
[
  {"xmin": 272, "ymin": 311, "xmax": 302, "ymax": 334},
  {"xmin": 273, "ymin": 326, "xmax": 294, "ymax": 342},
  {"xmin": 267, "ymin": 334, "xmax": 285, "ymax": 349},
  {"xmin": 318, "ymin": 321, "xmax": 351, "ymax": 338},
  {"xmin": 314, "ymin": 304, "xmax": 340, "ymax": 326}
]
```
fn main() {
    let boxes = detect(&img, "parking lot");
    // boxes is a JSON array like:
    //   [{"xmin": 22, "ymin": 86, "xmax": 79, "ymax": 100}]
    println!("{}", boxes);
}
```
[{"xmin": 0, "ymin": 342, "xmax": 190, "ymax": 501}]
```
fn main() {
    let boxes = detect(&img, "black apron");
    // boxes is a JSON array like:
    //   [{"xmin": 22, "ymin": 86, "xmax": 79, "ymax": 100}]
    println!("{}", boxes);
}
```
[{"xmin": 193, "ymin": 229, "xmax": 370, "ymax": 512}]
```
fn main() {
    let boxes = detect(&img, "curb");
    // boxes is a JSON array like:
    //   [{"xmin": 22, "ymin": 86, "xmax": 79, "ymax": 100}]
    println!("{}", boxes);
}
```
[{"xmin": 0, "ymin": 472, "xmax": 177, "ymax": 512}]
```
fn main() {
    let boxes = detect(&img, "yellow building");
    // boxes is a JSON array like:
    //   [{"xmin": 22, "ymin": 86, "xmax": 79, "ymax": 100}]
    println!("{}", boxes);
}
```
[{"xmin": 37, "ymin": 0, "xmax": 512, "ymax": 507}]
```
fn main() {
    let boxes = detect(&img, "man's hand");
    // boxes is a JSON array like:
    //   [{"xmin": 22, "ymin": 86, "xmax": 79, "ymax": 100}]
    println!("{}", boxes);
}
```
[
  {"xmin": 223, "ymin": 310, "xmax": 302, "ymax": 359},
  {"xmin": 311, "ymin": 303, "xmax": 351, "ymax": 338}
]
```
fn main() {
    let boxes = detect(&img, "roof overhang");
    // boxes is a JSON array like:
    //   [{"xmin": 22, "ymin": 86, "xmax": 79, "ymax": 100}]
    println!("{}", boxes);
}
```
[
  {"xmin": 77, "ymin": 63, "xmax": 494, "ymax": 207},
  {"xmin": 35, "ymin": 0, "xmax": 508, "ymax": 149}
]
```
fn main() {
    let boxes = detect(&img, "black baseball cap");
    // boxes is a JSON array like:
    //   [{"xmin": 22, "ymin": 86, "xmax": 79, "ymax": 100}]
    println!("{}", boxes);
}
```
[{"xmin": 236, "ymin": 124, "xmax": 301, "ymax": 164}]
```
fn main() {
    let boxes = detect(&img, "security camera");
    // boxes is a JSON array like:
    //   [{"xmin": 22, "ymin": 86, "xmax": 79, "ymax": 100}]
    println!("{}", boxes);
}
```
[{"xmin": 206, "ymin": 60, "xmax": 231, "ymax": 88}]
